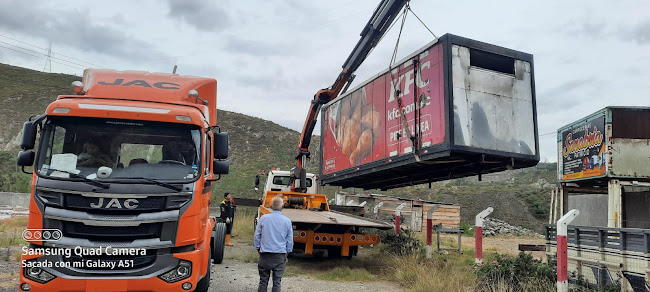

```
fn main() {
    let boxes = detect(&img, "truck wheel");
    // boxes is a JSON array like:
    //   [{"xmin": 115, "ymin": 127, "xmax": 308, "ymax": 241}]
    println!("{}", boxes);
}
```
[
  {"xmin": 195, "ymin": 247, "xmax": 212, "ymax": 292},
  {"xmin": 212, "ymin": 222, "xmax": 226, "ymax": 264},
  {"xmin": 347, "ymin": 246, "xmax": 358, "ymax": 260},
  {"xmin": 327, "ymin": 246, "xmax": 342, "ymax": 259}
]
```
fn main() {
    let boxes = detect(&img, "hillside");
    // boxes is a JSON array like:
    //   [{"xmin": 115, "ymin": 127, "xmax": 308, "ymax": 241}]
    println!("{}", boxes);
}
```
[{"xmin": 0, "ymin": 63, "xmax": 555, "ymax": 231}]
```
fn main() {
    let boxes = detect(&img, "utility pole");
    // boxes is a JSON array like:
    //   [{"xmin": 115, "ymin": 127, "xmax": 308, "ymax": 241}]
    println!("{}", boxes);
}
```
[{"xmin": 43, "ymin": 42, "xmax": 52, "ymax": 73}]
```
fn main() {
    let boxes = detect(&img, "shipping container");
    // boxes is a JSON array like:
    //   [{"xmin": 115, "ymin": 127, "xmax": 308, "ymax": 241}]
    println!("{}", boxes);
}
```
[
  {"xmin": 320, "ymin": 34, "xmax": 539, "ymax": 190},
  {"xmin": 557, "ymin": 106, "xmax": 650, "ymax": 184}
]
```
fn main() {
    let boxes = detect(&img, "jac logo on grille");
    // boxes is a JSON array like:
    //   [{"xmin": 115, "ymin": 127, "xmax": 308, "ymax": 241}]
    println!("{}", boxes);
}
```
[{"xmin": 90, "ymin": 198, "xmax": 139, "ymax": 209}]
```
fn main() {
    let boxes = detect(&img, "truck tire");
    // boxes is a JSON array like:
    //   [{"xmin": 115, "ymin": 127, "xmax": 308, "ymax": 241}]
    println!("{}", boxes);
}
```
[
  {"xmin": 327, "ymin": 246, "xmax": 342, "ymax": 259},
  {"xmin": 212, "ymin": 222, "xmax": 226, "ymax": 264},
  {"xmin": 195, "ymin": 247, "xmax": 212, "ymax": 292}
]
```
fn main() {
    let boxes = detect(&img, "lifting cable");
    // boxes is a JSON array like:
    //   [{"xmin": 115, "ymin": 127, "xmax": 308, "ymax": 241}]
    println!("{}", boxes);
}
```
[
  {"xmin": 385, "ymin": 2, "xmax": 440, "ymax": 163},
  {"xmin": 388, "ymin": 2, "xmax": 421, "ymax": 162}
]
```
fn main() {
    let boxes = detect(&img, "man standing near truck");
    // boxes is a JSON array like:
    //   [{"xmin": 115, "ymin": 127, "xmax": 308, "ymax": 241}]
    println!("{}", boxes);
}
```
[
  {"xmin": 220, "ymin": 192, "xmax": 236, "ymax": 246},
  {"xmin": 254, "ymin": 196, "xmax": 293, "ymax": 292}
]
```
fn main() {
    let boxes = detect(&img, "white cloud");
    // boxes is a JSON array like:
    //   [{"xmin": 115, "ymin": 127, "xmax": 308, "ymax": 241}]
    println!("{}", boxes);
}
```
[{"xmin": 1, "ymin": 0, "xmax": 649, "ymax": 164}]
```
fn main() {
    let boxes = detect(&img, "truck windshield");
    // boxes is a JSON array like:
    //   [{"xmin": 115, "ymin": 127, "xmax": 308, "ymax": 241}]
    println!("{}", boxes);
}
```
[
  {"xmin": 272, "ymin": 176, "xmax": 312, "ymax": 187},
  {"xmin": 36, "ymin": 117, "xmax": 202, "ymax": 182}
]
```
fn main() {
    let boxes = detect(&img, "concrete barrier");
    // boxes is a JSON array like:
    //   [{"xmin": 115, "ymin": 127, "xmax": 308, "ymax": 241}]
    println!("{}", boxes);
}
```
[{"xmin": 0, "ymin": 192, "xmax": 30, "ymax": 209}]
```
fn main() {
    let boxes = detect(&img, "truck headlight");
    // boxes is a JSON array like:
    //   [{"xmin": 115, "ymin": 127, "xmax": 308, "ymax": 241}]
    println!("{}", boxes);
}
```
[
  {"xmin": 23, "ymin": 263, "xmax": 56, "ymax": 283},
  {"xmin": 158, "ymin": 260, "xmax": 192, "ymax": 283}
]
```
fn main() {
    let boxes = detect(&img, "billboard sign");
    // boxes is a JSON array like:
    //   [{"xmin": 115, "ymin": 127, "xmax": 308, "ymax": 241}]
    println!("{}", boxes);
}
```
[{"xmin": 561, "ymin": 114, "xmax": 606, "ymax": 181}]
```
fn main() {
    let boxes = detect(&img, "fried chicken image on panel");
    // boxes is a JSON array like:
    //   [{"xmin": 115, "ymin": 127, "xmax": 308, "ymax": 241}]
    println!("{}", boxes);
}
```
[
  {"xmin": 342, "ymin": 119, "xmax": 362, "ymax": 156},
  {"xmin": 361, "ymin": 111, "xmax": 381, "ymax": 134},
  {"xmin": 350, "ymin": 129, "xmax": 373, "ymax": 164},
  {"xmin": 337, "ymin": 115, "xmax": 348, "ymax": 147}
]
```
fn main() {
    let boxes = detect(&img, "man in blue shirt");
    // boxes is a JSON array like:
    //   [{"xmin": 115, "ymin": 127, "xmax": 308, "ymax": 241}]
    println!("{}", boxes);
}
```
[{"xmin": 253, "ymin": 196, "xmax": 293, "ymax": 292}]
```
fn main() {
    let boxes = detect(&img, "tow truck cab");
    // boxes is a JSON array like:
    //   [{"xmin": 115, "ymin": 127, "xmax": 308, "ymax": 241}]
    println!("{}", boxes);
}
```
[{"xmin": 264, "ymin": 170, "xmax": 317, "ymax": 194}]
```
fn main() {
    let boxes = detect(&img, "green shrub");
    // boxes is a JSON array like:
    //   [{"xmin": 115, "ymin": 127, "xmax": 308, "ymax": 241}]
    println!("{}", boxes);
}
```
[
  {"xmin": 460, "ymin": 222, "xmax": 475, "ymax": 237},
  {"xmin": 379, "ymin": 229, "xmax": 422, "ymax": 256},
  {"xmin": 475, "ymin": 252, "xmax": 555, "ymax": 291}
]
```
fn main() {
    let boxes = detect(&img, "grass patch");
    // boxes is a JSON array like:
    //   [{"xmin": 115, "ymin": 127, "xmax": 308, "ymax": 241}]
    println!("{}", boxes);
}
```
[
  {"xmin": 225, "ymin": 252, "xmax": 259, "ymax": 263},
  {"xmin": 0, "ymin": 217, "xmax": 28, "ymax": 232},
  {"xmin": 286, "ymin": 266, "xmax": 376, "ymax": 282},
  {"xmin": 390, "ymin": 252, "xmax": 476, "ymax": 292},
  {"xmin": 0, "ymin": 231, "xmax": 26, "ymax": 247},
  {"xmin": 231, "ymin": 206, "xmax": 257, "ymax": 243},
  {"xmin": 315, "ymin": 266, "xmax": 376, "ymax": 281},
  {"xmin": 0, "ymin": 217, "xmax": 28, "ymax": 247}
]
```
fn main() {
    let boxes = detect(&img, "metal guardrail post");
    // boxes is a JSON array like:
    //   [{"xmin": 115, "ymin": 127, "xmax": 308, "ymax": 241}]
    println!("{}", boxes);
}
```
[
  {"xmin": 373, "ymin": 202, "xmax": 384, "ymax": 219},
  {"xmin": 425, "ymin": 204, "xmax": 440, "ymax": 259},
  {"xmin": 557, "ymin": 209, "xmax": 579, "ymax": 292},
  {"xmin": 395, "ymin": 203, "xmax": 407, "ymax": 235},
  {"xmin": 475, "ymin": 207, "xmax": 493, "ymax": 264}
]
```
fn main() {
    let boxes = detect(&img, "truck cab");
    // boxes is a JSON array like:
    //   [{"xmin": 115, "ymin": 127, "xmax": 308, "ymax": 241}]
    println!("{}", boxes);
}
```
[
  {"xmin": 264, "ymin": 170, "xmax": 317, "ymax": 194},
  {"xmin": 16, "ymin": 69, "xmax": 229, "ymax": 292}
]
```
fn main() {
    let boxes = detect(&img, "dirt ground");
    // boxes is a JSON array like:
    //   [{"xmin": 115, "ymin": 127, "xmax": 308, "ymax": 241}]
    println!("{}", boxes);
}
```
[
  {"xmin": 0, "ymin": 214, "xmax": 546, "ymax": 291},
  {"xmin": 209, "ymin": 242, "xmax": 402, "ymax": 292},
  {"xmin": 434, "ymin": 233, "xmax": 547, "ymax": 260},
  {"xmin": 0, "ymin": 235, "xmax": 401, "ymax": 292}
]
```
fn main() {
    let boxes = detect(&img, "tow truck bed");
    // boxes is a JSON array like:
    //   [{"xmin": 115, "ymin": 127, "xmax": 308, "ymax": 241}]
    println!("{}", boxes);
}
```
[{"xmin": 261, "ymin": 206, "xmax": 392, "ymax": 229}]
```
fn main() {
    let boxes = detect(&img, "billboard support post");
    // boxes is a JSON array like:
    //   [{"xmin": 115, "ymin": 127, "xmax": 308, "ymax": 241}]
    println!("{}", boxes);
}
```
[
  {"xmin": 426, "ymin": 204, "xmax": 440, "ymax": 258},
  {"xmin": 395, "ymin": 203, "xmax": 407, "ymax": 235},
  {"xmin": 557, "ymin": 209, "xmax": 579, "ymax": 292},
  {"xmin": 373, "ymin": 202, "xmax": 384, "ymax": 219},
  {"xmin": 475, "ymin": 207, "xmax": 493, "ymax": 264}
]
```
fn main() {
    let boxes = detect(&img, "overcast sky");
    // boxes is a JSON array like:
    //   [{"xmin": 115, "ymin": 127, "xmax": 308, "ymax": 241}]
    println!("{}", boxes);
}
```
[{"xmin": 1, "ymin": 0, "xmax": 649, "ymax": 163}]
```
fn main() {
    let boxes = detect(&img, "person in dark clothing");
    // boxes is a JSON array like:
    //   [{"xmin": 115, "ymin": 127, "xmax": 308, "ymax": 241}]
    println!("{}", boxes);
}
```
[{"xmin": 220, "ymin": 192, "xmax": 236, "ymax": 246}]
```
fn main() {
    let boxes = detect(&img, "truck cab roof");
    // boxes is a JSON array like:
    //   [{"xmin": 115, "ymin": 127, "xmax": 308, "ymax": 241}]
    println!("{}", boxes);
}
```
[{"xmin": 52, "ymin": 69, "xmax": 218, "ymax": 127}]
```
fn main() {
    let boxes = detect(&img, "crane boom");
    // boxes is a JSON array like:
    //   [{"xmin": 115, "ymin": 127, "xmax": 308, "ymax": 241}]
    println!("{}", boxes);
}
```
[{"xmin": 292, "ymin": 0, "xmax": 408, "ymax": 192}]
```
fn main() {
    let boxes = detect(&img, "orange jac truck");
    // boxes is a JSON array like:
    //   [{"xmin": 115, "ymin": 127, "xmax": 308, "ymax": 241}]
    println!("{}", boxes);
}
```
[{"xmin": 15, "ymin": 69, "xmax": 230, "ymax": 292}]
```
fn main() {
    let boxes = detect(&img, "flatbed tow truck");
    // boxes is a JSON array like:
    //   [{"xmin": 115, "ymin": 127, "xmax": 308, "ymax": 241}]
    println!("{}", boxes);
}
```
[{"xmin": 256, "ymin": 169, "xmax": 391, "ymax": 257}]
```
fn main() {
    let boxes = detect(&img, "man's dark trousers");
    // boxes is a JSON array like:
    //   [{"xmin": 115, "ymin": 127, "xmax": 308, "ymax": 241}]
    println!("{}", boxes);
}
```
[{"xmin": 258, "ymin": 253, "xmax": 286, "ymax": 292}]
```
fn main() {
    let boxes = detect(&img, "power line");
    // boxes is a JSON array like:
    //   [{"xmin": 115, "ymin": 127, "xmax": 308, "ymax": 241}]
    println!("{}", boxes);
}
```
[
  {"xmin": 0, "ymin": 33, "xmax": 107, "ymax": 69},
  {"xmin": 44, "ymin": 42, "xmax": 52, "ymax": 72},
  {"xmin": 0, "ymin": 44, "xmax": 85, "ymax": 71},
  {"xmin": 0, "ymin": 40, "xmax": 92, "ymax": 70}
]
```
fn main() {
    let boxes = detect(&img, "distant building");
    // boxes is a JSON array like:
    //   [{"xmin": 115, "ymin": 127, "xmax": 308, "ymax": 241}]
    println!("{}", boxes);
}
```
[{"xmin": 334, "ymin": 192, "xmax": 460, "ymax": 231}]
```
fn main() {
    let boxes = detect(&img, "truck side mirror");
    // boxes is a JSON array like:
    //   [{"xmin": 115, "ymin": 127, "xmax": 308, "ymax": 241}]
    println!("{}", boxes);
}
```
[
  {"xmin": 21, "ymin": 121, "xmax": 38, "ymax": 150},
  {"xmin": 214, "ymin": 132, "xmax": 228, "ymax": 159},
  {"xmin": 17, "ymin": 150, "xmax": 35, "ymax": 167},
  {"xmin": 213, "ymin": 159, "xmax": 229, "ymax": 175},
  {"xmin": 255, "ymin": 175, "xmax": 260, "ymax": 191}
]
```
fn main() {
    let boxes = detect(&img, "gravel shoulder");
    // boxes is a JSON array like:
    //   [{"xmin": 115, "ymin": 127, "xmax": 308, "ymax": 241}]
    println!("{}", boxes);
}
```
[{"xmin": 209, "ymin": 241, "xmax": 403, "ymax": 292}]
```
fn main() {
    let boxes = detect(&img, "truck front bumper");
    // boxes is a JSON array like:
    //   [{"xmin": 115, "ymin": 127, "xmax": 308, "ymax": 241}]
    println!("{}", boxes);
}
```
[{"xmin": 19, "ymin": 248, "xmax": 208, "ymax": 292}]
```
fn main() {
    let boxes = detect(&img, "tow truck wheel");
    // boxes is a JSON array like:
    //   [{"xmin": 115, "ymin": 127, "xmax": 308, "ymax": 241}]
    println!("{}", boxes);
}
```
[
  {"xmin": 195, "ymin": 247, "xmax": 212, "ymax": 292},
  {"xmin": 212, "ymin": 222, "xmax": 226, "ymax": 264}
]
